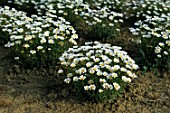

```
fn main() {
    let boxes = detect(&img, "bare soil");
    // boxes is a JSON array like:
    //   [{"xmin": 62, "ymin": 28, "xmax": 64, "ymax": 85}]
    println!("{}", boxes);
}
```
[{"xmin": 0, "ymin": 47, "xmax": 170, "ymax": 113}]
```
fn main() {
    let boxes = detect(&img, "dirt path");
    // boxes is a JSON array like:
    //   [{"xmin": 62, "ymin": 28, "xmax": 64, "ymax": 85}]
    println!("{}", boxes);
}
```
[{"xmin": 0, "ymin": 47, "xmax": 170, "ymax": 113}]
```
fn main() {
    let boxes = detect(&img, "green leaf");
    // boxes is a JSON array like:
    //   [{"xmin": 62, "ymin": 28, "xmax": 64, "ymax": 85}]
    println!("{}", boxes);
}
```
[
  {"xmin": 142, "ymin": 66, "xmax": 148, "ymax": 75},
  {"xmin": 139, "ymin": 48, "xmax": 145, "ymax": 58}
]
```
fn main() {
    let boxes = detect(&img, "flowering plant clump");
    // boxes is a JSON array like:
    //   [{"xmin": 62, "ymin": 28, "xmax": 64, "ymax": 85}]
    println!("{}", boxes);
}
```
[
  {"xmin": 58, "ymin": 41, "xmax": 139, "ymax": 101},
  {"xmin": 6, "ymin": 0, "xmax": 38, "ymax": 15},
  {"xmin": 129, "ymin": 14, "xmax": 170, "ymax": 69},
  {"xmin": 78, "ymin": 0, "xmax": 124, "ymax": 41},
  {"xmin": 10, "ymin": 0, "xmax": 124, "ymax": 41},
  {"xmin": 0, "ymin": 6, "xmax": 27, "ymax": 45},
  {"xmin": 125, "ymin": 0, "xmax": 170, "ymax": 20},
  {"xmin": 0, "ymin": 6, "xmax": 78, "ymax": 67},
  {"xmin": 54, "ymin": 0, "xmax": 124, "ymax": 41}
]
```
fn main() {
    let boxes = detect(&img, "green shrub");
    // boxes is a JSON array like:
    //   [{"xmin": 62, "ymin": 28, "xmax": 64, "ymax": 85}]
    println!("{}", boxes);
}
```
[
  {"xmin": 129, "ymin": 14, "xmax": 170, "ymax": 70},
  {"xmin": 0, "ymin": 6, "xmax": 78, "ymax": 67},
  {"xmin": 125, "ymin": 0, "xmax": 170, "ymax": 22},
  {"xmin": 0, "ymin": 6, "xmax": 27, "ymax": 46},
  {"xmin": 17, "ymin": 0, "xmax": 124, "ymax": 41},
  {"xmin": 58, "ymin": 41, "xmax": 139, "ymax": 101}
]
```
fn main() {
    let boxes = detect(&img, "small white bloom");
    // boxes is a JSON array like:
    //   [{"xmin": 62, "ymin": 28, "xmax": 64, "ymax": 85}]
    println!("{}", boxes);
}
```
[
  {"xmin": 48, "ymin": 39, "xmax": 54, "ymax": 44},
  {"xmin": 89, "ymin": 69, "xmax": 95, "ymax": 74},
  {"xmin": 71, "ymin": 34, "xmax": 78, "ymax": 39},
  {"xmin": 44, "ymin": 31, "xmax": 50, "ymax": 37},
  {"xmin": 109, "ymin": 16, "xmax": 114, "ymax": 20},
  {"xmin": 37, "ymin": 46, "xmax": 43, "ymax": 50},
  {"xmin": 94, "ymin": 58, "xmax": 100, "ymax": 62},
  {"xmin": 166, "ymin": 40, "xmax": 170, "ymax": 46},
  {"xmin": 108, "ymin": 84, "xmax": 113, "ymax": 90},
  {"xmin": 113, "ymin": 82, "xmax": 120, "ymax": 90},
  {"xmin": 164, "ymin": 51, "xmax": 168, "ymax": 55},
  {"xmin": 120, "ymin": 67, "xmax": 127, "ymax": 72},
  {"xmin": 54, "ymin": 35, "xmax": 65, "ymax": 40},
  {"xmin": 125, "ymin": 64, "xmax": 132, "ymax": 70},
  {"xmin": 122, "ymin": 76, "xmax": 131, "ymax": 83},
  {"xmin": 157, "ymin": 54, "xmax": 161, "ymax": 58},
  {"xmin": 99, "ymin": 62, "xmax": 105, "ymax": 68},
  {"xmin": 70, "ymin": 63, "xmax": 76, "ymax": 68},
  {"xmin": 79, "ymin": 75, "xmax": 86, "ymax": 81},
  {"xmin": 91, "ymin": 65, "xmax": 98, "ymax": 71},
  {"xmin": 58, "ymin": 69, "xmax": 63, "ymax": 74},
  {"xmin": 159, "ymin": 42, "xmax": 165, "ymax": 47},
  {"xmin": 105, "ymin": 59, "xmax": 112, "ymax": 65},
  {"xmin": 103, "ymin": 72, "xmax": 108, "ymax": 76},
  {"xmin": 89, "ymin": 84, "xmax": 96, "ymax": 90},
  {"xmin": 18, "ymin": 28, "xmax": 24, "ymax": 33},
  {"xmin": 97, "ymin": 71, "xmax": 102, "ymax": 76},
  {"xmin": 79, "ymin": 67, "xmax": 87, "ymax": 74},
  {"xmin": 23, "ymin": 44, "xmax": 30, "ymax": 48},
  {"xmin": 109, "ymin": 23, "xmax": 114, "ymax": 26},
  {"xmin": 102, "ymin": 83, "xmax": 110, "ymax": 89},
  {"xmin": 111, "ymin": 65, "xmax": 120, "ymax": 71},
  {"xmin": 112, "ymin": 73, "xmax": 118, "ymax": 78},
  {"xmin": 105, "ymin": 65, "xmax": 111, "ymax": 70},
  {"xmin": 24, "ymin": 35, "xmax": 32, "ymax": 41},
  {"xmin": 107, "ymin": 75, "xmax": 113, "ymax": 79},
  {"xmin": 64, "ymin": 78, "xmax": 71, "ymax": 83},
  {"xmin": 40, "ymin": 38, "xmax": 46, "ymax": 44},
  {"xmin": 73, "ymin": 76, "xmax": 79, "ymax": 81},
  {"xmin": 99, "ymin": 89, "xmax": 104, "ymax": 93},
  {"xmin": 30, "ymin": 50, "xmax": 36, "ymax": 55},
  {"xmin": 86, "ymin": 62, "xmax": 93, "ymax": 67},
  {"xmin": 84, "ymin": 86, "xmax": 89, "ymax": 91},
  {"xmin": 14, "ymin": 57, "xmax": 19, "ymax": 60},
  {"xmin": 99, "ymin": 79, "xmax": 106, "ymax": 83},
  {"xmin": 155, "ymin": 46, "xmax": 161, "ymax": 53},
  {"xmin": 86, "ymin": 52, "xmax": 91, "ymax": 57},
  {"xmin": 114, "ymin": 58, "xmax": 119, "ymax": 63}
]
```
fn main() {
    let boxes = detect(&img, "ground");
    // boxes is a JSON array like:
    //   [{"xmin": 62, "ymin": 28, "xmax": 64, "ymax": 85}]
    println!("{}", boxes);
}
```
[{"xmin": 0, "ymin": 47, "xmax": 170, "ymax": 113}]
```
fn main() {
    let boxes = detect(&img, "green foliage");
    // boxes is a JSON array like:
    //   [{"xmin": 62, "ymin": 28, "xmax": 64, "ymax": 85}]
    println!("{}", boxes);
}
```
[
  {"xmin": 10, "ymin": 0, "xmax": 124, "ymax": 41},
  {"xmin": 59, "ymin": 41, "xmax": 139, "ymax": 101},
  {"xmin": 0, "ymin": 6, "xmax": 78, "ymax": 67},
  {"xmin": 87, "ymin": 22, "xmax": 118, "ymax": 41},
  {"xmin": 0, "ymin": 30, "xmax": 9, "ymax": 46},
  {"xmin": 1, "ymin": 0, "xmax": 170, "ymax": 102},
  {"xmin": 130, "ymin": 15, "xmax": 170, "ymax": 70},
  {"xmin": 125, "ymin": 0, "xmax": 170, "ymax": 22}
]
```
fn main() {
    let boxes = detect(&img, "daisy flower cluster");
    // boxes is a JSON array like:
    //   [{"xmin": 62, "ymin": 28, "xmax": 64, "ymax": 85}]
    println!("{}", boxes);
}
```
[
  {"xmin": 60, "ymin": 0, "xmax": 124, "ymax": 26},
  {"xmin": 0, "ymin": 6, "xmax": 28, "ymax": 45},
  {"xmin": 125, "ymin": 0, "xmax": 170, "ymax": 20},
  {"xmin": 130, "ymin": 14, "xmax": 170, "ymax": 68},
  {"xmin": 54, "ymin": 0, "xmax": 124, "ymax": 40},
  {"xmin": 8, "ymin": 0, "xmax": 49, "ymax": 15},
  {"xmin": 10, "ymin": 0, "xmax": 124, "ymax": 25},
  {"xmin": 9, "ymin": 0, "xmax": 124, "ymax": 40},
  {"xmin": 59, "ymin": 41, "xmax": 139, "ymax": 101},
  {"xmin": 0, "ymin": 6, "xmax": 78, "ymax": 67}
]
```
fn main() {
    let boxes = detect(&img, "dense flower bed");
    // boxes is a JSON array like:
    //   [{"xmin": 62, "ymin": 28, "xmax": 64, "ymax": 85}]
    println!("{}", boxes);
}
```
[
  {"xmin": 0, "ymin": 6, "xmax": 78, "ymax": 67},
  {"xmin": 127, "ymin": 0, "xmax": 170, "ymax": 69},
  {"xmin": 125, "ymin": 0, "xmax": 170, "ymax": 20},
  {"xmin": 130, "ymin": 15, "xmax": 170, "ymax": 69},
  {"xmin": 0, "ymin": 0, "xmax": 169, "ymax": 102},
  {"xmin": 59, "ymin": 41, "xmax": 139, "ymax": 101},
  {"xmin": 8, "ymin": 0, "xmax": 124, "ymax": 40}
]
